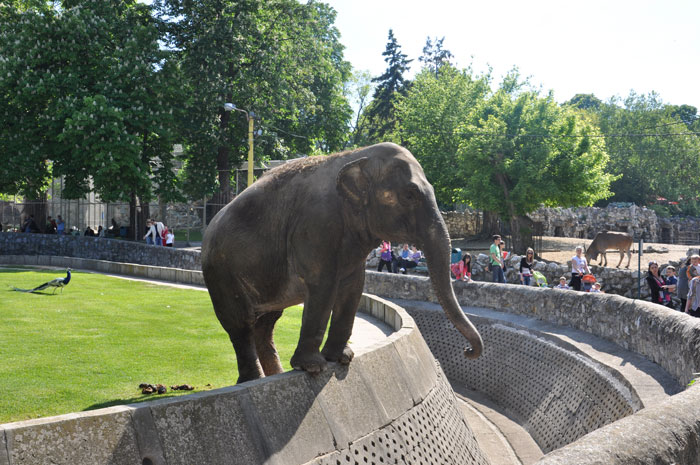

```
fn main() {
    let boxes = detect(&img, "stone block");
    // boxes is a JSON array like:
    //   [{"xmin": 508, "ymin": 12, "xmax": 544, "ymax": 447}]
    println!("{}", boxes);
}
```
[
  {"xmin": 245, "ymin": 372, "xmax": 336, "ymax": 465},
  {"xmin": 4, "ymin": 407, "xmax": 141, "ymax": 465},
  {"xmin": 391, "ymin": 327, "xmax": 437, "ymax": 403},
  {"xmin": 0, "ymin": 429, "xmax": 9, "ymax": 465},
  {"xmin": 149, "ymin": 386, "xmax": 264, "ymax": 465},
  {"xmin": 306, "ymin": 363, "xmax": 384, "ymax": 447},
  {"xmin": 352, "ymin": 341, "xmax": 414, "ymax": 422}
]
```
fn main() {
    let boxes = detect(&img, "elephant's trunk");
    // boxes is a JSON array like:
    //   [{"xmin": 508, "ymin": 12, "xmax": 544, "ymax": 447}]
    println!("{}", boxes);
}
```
[{"xmin": 421, "ymin": 215, "xmax": 483, "ymax": 359}]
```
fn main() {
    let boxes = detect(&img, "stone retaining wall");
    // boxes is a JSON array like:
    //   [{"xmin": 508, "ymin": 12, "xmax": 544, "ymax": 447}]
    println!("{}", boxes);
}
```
[
  {"xmin": 0, "ymin": 292, "xmax": 488, "ymax": 465},
  {"xmin": 364, "ymin": 272, "xmax": 700, "ymax": 465},
  {"xmin": 0, "ymin": 232, "xmax": 201, "ymax": 270}
]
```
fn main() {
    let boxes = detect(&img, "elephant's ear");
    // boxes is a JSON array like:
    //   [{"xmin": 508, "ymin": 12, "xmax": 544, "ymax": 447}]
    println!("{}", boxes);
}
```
[{"xmin": 337, "ymin": 157, "xmax": 370, "ymax": 207}]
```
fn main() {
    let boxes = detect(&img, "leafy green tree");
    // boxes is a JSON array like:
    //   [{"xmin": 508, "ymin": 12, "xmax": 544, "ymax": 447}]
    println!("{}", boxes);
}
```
[
  {"xmin": 418, "ymin": 36, "xmax": 453, "ymax": 78},
  {"xmin": 455, "ymin": 73, "xmax": 616, "ymax": 253},
  {"xmin": 0, "ymin": 0, "xmax": 183, "ymax": 236},
  {"xmin": 396, "ymin": 64, "xmax": 489, "ymax": 206},
  {"xmin": 595, "ymin": 92, "xmax": 700, "ymax": 208},
  {"xmin": 344, "ymin": 69, "xmax": 373, "ymax": 148},
  {"xmin": 155, "ymin": 0, "xmax": 352, "ymax": 210},
  {"xmin": 564, "ymin": 93, "xmax": 603, "ymax": 111},
  {"xmin": 362, "ymin": 29, "xmax": 412, "ymax": 144}
]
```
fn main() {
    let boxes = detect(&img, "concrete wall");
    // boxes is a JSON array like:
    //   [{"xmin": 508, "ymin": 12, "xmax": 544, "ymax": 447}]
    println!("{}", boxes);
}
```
[
  {"xmin": 363, "ymin": 272, "xmax": 700, "ymax": 465},
  {"xmin": 4, "ymin": 245, "xmax": 700, "ymax": 464},
  {"xmin": 0, "ymin": 284, "xmax": 488, "ymax": 465},
  {"xmin": 0, "ymin": 233, "xmax": 201, "ymax": 270}
]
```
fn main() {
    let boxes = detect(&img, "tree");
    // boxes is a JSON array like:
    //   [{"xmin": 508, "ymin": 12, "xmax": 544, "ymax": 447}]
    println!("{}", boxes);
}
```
[
  {"xmin": 418, "ymin": 36, "xmax": 453, "ymax": 79},
  {"xmin": 344, "ymin": 69, "xmax": 373, "ymax": 148},
  {"xmin": 0, "ymin": 1, "xmax": 182, "ymax": 236},
  {"xmin": 362, "ymin": 29, "xmax": 412, "ymax": 143},
  {"xmin": 455, "ymin": 73, "xmax": 616, "ymax": 253},
  {"xmin": 156, "ymin": 0, "xmax": 352, "ymax": 213},
  {"xmin": 396, "ymin": 64, "xmax": 489, "ymax": 207},
  {"xmin": 595, "ymin": 92, "xmax": 700, "ymax": 209},
  {"xmin": 565, "ymin": 93, "xmax": 603, "ymax": 111}
]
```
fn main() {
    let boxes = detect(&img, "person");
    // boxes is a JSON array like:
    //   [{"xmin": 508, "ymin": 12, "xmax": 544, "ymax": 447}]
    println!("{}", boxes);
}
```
[
  {"xmin": 591, "ymin": 282, "xmax": 603, "ymax": 293},
  {"xmin": 646, "ymin": 261, "xmax": 673, "ymax": 308},
  {"xmin": 97, "ymin": 225, "xmax": 105, "ymax": 237},
  {"xmin": 84, "ymin": 226, "xmax": 95, "ymax": 237},
  {"xmin": 489, "ymin": 235, "xmax": 505, "ymax": 283},
  {"xmin": 519, "ymin": 248, "xmax": 535, "ymax": 286},
  {"xmin": 664, "ymin": 266, "xmax": 678, "ymax": 305},
  {"xmin": 392, "ymin": 243, "xmax": 411, "ymax": 273},
  {"xmin": 678, "ymin": 258, "xmax": 691, "ymax": 313},
  {"xmin": 56, "ymin": 215, "xmax": 65, "ymax": 235},
  {"xmin": 144, "ymin": 219, "xmax": 156, "ymax": 245},
  {"xmin": 555, "ymin": 277, "xmax": 570, "ymax": 290},
  {"xmin": 154, "ymin": 219, "xmax": 165, "ymax": 245},
  {"xmin": 569, "ymin": 246, "xmax": 590, "ymax": 291},
  {"xmin": 406, "ymin": 245, "xmax": 422, "ymax": 273},
  {"xmin": 686, "ymin": 275, "xmax": 700, "ymax": 318},
  {"xmin": 22, "ymin": 214, "xmax": 39, "ymax": 233},
  {"xmin": 451, "ymin": 253, "xmax": 472, "ymax": 282},
  {"xmin": 687, "ymin": 255, "xmax": 700, "ymax": 280},
  {"xmin": 377, "ymin": 240, "xmax": 394, "ymax": 272},
  {"xmin": 45, "ymin": 216, "xmax": 56, "ymax": 234},
  {"xmin": 165, "ymin": 227, "xmax": 175, "ymax": 247}
]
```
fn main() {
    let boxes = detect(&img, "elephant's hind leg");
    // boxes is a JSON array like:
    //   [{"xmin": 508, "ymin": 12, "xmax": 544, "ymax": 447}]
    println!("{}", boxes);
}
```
[
  {"xmin": 255, "ymin": 311, "xmax": 284, "ymax": 376},
  {"xmin": 207, "ymin": 281, "xmax": 264, "ymax": 383}
]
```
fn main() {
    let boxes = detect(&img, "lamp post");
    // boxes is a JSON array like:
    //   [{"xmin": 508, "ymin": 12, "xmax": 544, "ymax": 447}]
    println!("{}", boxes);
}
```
[{"xmin": 224, "ymin": 103, "xmax": 255, "ymax": 188}]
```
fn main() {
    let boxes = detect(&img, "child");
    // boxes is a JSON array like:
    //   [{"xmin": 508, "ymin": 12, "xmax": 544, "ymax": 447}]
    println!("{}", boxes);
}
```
[
  {"xmin": 591, "ymin": 282, "xmax": 603, "ymax": 293},
  {"xmin": 555, "ymin": 277, "xmax": 570, "ymax": 290}
]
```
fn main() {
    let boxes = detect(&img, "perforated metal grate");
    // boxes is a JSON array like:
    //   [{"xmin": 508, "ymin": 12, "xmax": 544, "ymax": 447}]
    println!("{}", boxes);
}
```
[
  {"xmin": 306, "ymin": 369, "xmax": 489, "ymax": 465},
  {"xmin": 408, "ymin": 307, "xmax": 640, "ymax": 453}
]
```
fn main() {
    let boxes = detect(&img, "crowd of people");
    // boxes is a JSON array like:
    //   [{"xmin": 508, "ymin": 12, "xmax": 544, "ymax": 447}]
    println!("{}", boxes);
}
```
[
  {"xmin": 648, "ymin": 254, "xmax": 700, "ymax": 317},
  {"xmin": 12, "ymin": 214, "xmax": 175, "ymax": 247},
  {"xmin": 374, "ymin": 236, "xmax": 700, "ymax": 317},
  {"xmin": 376, "ymin": 241, "xmax": 423, "ymax": 274}
]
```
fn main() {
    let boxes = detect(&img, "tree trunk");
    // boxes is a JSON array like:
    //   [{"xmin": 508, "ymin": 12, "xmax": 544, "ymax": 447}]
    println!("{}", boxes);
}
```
[
  {"xmin": 509, "ymin": 214, "xmax": 534, "ymax": 255},
  {"xmin": 481, "ymin": 210, "xmax": 501, "ymax": 237},
  {"xmin": 21, "ymin": 192, "xmax": 48, "ymax": 232}
]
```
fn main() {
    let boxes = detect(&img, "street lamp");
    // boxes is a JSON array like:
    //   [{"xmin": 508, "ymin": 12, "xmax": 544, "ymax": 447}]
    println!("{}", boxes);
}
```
[{"xmin": 224, "ymin": 103, "xmax": 255, "ymax": 188}]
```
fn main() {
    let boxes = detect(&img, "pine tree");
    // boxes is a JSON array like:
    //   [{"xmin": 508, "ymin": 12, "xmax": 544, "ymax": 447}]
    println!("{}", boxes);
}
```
[
  {"xmin": 419, "ymin": 36, "xmax": 453, "ymax": 78},
  {"xmin": 364, "ymin": 29, "xmax": 412, "ymax": 143}
]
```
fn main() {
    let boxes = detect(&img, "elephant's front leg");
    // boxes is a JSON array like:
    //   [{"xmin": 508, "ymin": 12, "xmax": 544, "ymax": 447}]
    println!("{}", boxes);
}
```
[
  {"xmin": 322, "ymin": 269, "xmax": 364, "ymax": 365},
  {"xmin": 290, "ymin": 284, "xmax": 336, "ymax": 374}
]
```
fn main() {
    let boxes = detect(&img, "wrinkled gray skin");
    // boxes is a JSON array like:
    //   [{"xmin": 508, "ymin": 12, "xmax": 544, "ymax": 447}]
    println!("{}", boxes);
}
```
[{"xmin": 202, "ymin": 142, "xmax": 483, "ymax": 383}]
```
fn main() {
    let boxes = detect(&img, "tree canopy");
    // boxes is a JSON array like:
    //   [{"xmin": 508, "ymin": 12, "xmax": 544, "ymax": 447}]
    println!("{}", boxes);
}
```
[{"xmin": 454, "ymin": 73, "xmax": 616, "ymax": 251}]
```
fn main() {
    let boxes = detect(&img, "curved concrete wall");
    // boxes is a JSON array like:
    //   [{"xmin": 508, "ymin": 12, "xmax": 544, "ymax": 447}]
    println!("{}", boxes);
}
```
[
  {"xmin": 408, "ymin": 306, "xmax": 641, "ymax": 453},
  {"xmin": 4, "ymin": 239, "xmax": 700, "ymax": 464},
  {"xmin": 364, "ymin": 271, "xmax": 700, "ymax": 465},
  {"xmin": 0, "ymin": 276, "xmax": 488, "ymax": 465}
]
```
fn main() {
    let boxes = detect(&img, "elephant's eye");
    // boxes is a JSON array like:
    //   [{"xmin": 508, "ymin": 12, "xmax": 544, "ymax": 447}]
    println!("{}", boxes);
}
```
[{"xmin": 405, "ymin": 185, "xmax": 421, "ymax": 203}]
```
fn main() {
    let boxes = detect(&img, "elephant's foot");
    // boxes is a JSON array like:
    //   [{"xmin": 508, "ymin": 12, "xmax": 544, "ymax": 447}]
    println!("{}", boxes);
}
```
[
  {"xmin": 290, "ymin": 350, "xmax": 327, "ymax": 374},
  {"xmin": 322, "ymin": 343, "xmax": 354, "ymax": 365},
  {"xmin": 236, "ymin": 362, "xmax": 265, "ymax": 384}
]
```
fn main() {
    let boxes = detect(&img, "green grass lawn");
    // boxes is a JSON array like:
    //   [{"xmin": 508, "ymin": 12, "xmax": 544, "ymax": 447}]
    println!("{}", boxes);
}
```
[{"xmin": 0, "ymin": 268, "xmax": 303, "ymax": 424}]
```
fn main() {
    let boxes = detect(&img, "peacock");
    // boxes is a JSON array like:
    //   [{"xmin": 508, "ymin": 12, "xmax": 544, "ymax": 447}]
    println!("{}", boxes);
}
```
[{"xmin": 13, "ymin": 268, "xmax": 72, "ymax": 294}]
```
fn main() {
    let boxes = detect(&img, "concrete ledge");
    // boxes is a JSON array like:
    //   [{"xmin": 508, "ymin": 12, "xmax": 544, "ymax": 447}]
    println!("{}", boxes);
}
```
[
  {"xmin": 364, "ymin": 271, "xmax": 700, "ymax": 465},
  {"xmin": 0, "ymin": 281, "xmax": 488, "ymax": 465}
]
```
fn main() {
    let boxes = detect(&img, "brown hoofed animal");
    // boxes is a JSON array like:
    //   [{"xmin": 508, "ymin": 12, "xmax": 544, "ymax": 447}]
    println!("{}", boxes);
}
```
[
  {"xmin": 585, "ymin": 231, "xmax": 633, "ymax": 268},
  {"xmin": 201, "ymin": 143, "xmax": 484, "ymax": 383}
]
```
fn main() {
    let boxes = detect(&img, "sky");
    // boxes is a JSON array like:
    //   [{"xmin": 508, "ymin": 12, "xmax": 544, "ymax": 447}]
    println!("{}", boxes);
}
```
[{"xmin": 325, "ymin": 0, "xmax": 700, "ymax": 109}]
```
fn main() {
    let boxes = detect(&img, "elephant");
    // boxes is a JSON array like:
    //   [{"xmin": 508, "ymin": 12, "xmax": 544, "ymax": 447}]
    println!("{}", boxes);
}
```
[{"xmin": 201, "ymin": 142, "xmax": 483, "ymax": 383}]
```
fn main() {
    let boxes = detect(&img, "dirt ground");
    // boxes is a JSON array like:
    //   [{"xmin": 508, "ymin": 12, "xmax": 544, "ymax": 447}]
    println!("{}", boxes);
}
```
[{"xmin": 452, "ymin": 236, "xmax": 694, "ymax": 272}]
